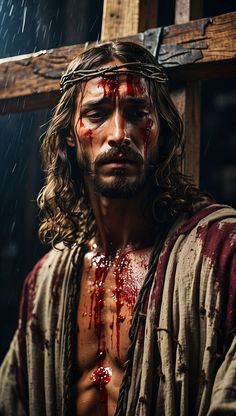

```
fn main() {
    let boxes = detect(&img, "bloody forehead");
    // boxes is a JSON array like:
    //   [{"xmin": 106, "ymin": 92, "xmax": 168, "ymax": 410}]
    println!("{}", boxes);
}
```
[{"xmin": 95, "ymin": 74, "xmax": 147, "ymax": 99}]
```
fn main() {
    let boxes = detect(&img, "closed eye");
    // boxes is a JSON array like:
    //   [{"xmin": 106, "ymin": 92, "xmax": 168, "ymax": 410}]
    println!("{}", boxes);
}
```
[
  {"xmin": 83, "ymin": 110, "xmax": 110, "ymax": 123},
  {"xmin": 134, "ymin": 110, "xmax": 149, "ymax": 118},
  {"xmin": 125, "ymin": 109, "xmax": 149, "ymax": 122},
  {"xmin": 88, "ymin": 112, "xmax": 106, "ymax": 119}
]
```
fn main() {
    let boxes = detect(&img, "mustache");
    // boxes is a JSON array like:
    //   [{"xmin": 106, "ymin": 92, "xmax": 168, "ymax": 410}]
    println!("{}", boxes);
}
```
[{"xmin": 94, "ymin": 146, "xmax": 144, "ymax": 167}]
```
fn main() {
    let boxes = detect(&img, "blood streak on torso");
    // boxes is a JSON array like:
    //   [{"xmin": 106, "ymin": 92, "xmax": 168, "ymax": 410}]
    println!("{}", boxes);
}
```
[
  {"xmin": 112, "ymin": 251, "xmax": 136, "ymax": 357},
  {"xmin": 89, "ymin": 251, "xmax": 138, "ymax": 360},
  {"xmin": 88, "ymin": 255, "xmax": 112, "ymax": 416},
  {"xmin": 76, "ymin": 248, "xmax": 150, "ymax": 416},
  {"xmin": 89, "ymin": 250, "xmax": 141, "ymax": 415}
]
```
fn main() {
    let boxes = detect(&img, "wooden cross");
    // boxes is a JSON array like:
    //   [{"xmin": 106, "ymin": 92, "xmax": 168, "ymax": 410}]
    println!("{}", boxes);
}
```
[{"xmin": 0, "ymin": 0, "xmax": 235, "ymax": 186}]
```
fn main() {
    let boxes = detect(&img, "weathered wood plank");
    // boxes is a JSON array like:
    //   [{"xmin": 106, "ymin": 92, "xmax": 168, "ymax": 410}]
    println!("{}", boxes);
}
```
[
  {"xmin": 183, "ymin": 81, "xmax": 201, "ymax": 184},
  {"xmin": 101, "ymin": 0, "xmax": 158, "ymax": 39},
  {"xmin": 172, "ymin": 80, "xmax": 201, "ymax": 186},
  {"xmin": 171, "ymin": 0, "xmax": 202, "ymax": 185},
  {"xmin": 0, "ymin": 12, "xmax": 235, "ymax": 114},
  {"xmin": 160, "ymin": 11, "xmax": 236, "ymax": 80},
  {"xmin": 174, "ymin": 0, "xmax": 203, "ymax": 24},
  {"xmin": 0, "ymin": 45, "xmax": 85, "ymax": 113}
]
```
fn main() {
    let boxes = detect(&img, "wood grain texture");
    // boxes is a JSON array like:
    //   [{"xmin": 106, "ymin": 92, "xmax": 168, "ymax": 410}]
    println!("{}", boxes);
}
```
[
  {"xmin": 161, "ymin": 13, "xmax": 236, "ymax": 68},
  {"xmin": 0, "ymin": 12, "xmax": 235, "ymax": 113},
  {"xmin": 174, "ymin": 0, "xmax": 203, "ymax": 24},
  {"xmin": 101, "ymin": 0, "xmax": 158, "ymax": 40},
  {"xmin": 172, "ymin": 0, "xmax": 202, "ymax": 185},
  {"xmin": 0, "ymin": 45, "xmax": 87, "ymax": 113},
  {"xmin": 172, "ymin": 82, "xmax": 201, "ymax": 185}
]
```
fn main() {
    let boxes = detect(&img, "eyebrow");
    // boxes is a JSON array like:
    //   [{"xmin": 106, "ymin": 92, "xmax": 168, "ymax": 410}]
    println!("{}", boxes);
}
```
[{"xmin": 80, "ymin": 96, "xmax": 150, "ymax": 111}]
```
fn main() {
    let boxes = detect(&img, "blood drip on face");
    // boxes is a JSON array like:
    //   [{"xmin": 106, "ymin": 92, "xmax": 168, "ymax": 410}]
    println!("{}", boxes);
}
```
[
  {"xmin": 98, "ymin": 77, "xmax": 120, "ymax": 98},
  {"xmin": 126, "ymin": 74, "xmax": 153, "ymax": 158},
  {"xmin": 85, "ymin": 127, "xmax": 93, "ymax": 146},
  {"xmin": 79, "ymin": 117, "xmax": 85, "ymax": 128},
  {"xmin": 126, "ymin": 74, "xmax": 146, "ymax": 97},
  {"xmin": 141, "ymin": 118, "xmax": 153, "ymax": 159},
  {"xmin": 78, "ymin": 116, "xmax": 93, "ymax": 149}
]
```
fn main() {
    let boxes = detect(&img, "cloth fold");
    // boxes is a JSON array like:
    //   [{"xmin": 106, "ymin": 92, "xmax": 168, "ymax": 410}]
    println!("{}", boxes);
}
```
[{"xmin": 0, "ymin": 204, "xmax": 236, "ymax": 416}]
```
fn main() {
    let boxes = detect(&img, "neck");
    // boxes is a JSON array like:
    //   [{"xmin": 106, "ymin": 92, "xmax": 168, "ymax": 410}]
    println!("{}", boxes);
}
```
[{"xmin": 85, "ymin": 183, "xmax": 156, "ymax": 256}]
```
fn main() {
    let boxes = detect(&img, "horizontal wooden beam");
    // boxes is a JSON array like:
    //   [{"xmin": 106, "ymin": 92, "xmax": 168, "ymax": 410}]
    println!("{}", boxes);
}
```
[{"xmin": 0, "ymin": 11, "xmax": 235, "ymax": 114}]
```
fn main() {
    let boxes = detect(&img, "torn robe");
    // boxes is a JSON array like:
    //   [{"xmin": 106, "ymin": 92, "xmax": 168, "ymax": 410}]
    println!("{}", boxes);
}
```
[{"xmin": 0, "ymin": 204, "xmax": 236, "ymax": 416}]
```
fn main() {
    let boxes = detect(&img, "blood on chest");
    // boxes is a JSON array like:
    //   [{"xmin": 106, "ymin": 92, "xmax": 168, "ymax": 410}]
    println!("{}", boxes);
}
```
[{"xmin": 77, "ymin": 249, "xmax": 149, "ymax": 370}]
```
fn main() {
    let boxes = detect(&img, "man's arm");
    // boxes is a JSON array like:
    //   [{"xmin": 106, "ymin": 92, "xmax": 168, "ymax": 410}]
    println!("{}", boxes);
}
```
[
  {"xmin": 0, "ymin": 331, "xmax": 27, "ymax": 416},
  {"xmin": 0, "ymin": 256, "xmax": 48, "ymax": 416},
  {"xmin": 208, "ymin": 335, "xmax": 236, "ymax": 415},
  {"xmin": 207, "ymin": 219, "xmax": 236, "ymax": 415}
]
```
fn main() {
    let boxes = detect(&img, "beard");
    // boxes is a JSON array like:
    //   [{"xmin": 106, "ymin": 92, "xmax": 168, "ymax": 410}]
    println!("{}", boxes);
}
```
[
  {"xmin": 77, "ymin": 145, "xmax": 157, "ymax": 199},
  {"xmin": 92, "ymin": 169, "xmax": 146, "ymax": 198}
]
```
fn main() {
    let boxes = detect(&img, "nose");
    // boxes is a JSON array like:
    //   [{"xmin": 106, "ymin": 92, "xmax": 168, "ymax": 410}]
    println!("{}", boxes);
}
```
[{"xmin": 107, "ymin": 109, "xmax": 130, "ymax": 148}]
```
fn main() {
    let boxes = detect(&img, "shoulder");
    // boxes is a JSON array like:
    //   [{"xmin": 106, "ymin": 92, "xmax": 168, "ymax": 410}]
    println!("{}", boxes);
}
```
[
  {"xmin": 167, "ymin": 203, "xmax": 236, "ymax": 243},
  {"xmin": 181, "ymin": 203, "xmax": 236, "ymax": 233},
  {"xmin": 168, "ymin": 204, "xmax": 236, "ymax": 290},
  {"xmin": 19, "ymin": 243, "xmax": 82, "ymax": 322},
  {"xmin": 156, "ymin": 204, "xmax": 236, "ymax": 345},
  {"xmin": 25, "ymin": 243, "xmax": 79, "ymax": 286},
  {"xmin": 180, "ymin": 203, "xmax": 236, "ymax": 257},
  {"xmin": 160, "ymin": 203, "xmax": 236, "ymax": 272}
]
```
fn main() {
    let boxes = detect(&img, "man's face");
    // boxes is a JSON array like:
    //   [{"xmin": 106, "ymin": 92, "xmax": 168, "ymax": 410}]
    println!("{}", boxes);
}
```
[{"xmin": 69, "ymin": 60, "xmax": 160, "ymax": 198}]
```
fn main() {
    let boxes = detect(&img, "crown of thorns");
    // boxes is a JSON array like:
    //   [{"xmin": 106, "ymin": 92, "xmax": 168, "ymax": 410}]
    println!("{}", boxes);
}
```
[{"xmin": 60, "ymin": 62, "xmax": 168, "ymax": 93}]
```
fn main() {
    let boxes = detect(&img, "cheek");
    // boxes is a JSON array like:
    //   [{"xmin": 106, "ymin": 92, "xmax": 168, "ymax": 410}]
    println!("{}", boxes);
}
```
[
  {"xmin": 138, "ymin": 117, "xmax": 159, "ymax": 158},
  {"xmin": 74, "ymin": 116, "xmax": 106, "ymax": 164},
  {"xmin": 151, "ymin": 120, "xmax": 160, "ymax": 146},
  {"xmin": 75, "ymin": 116, "xmax": 95, "ymax": 147},
  {"xmin": 140, "ymin": 118, "xmax": 154, "ymax": 140}
]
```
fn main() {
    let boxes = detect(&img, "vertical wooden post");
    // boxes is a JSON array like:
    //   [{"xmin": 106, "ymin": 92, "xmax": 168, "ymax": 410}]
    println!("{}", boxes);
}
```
[
  {"xmin": 174, "ymin": 0, "xmax": 203, "ymax": 24},
  {"xmin": 172, "ymin": 0, "xmax": 203, "ymax": 185},
  {"xmin": 101, "ymin": 0, "xmax": 158, "ymax": 39}
]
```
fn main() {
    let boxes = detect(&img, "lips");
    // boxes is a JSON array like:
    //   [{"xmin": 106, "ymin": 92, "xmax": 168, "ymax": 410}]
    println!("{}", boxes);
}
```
[
  {"xmin": 103, "ymin": 157, "xmax": 136, "ymax": 165},
  {"xmin": 95, "ymin": 149, "xmax": 143, "ymax": 168}
]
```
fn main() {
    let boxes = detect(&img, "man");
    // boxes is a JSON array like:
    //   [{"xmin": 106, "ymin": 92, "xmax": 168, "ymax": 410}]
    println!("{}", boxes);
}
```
[{"xmin": 0, "ymin": 41, "xmax": 235, "ymax": 416}]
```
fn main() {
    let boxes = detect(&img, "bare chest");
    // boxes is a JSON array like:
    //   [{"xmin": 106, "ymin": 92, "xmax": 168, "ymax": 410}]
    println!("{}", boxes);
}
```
[{"xmin": 77, "ymin": 249, "xmax": 150, "ymax": 383}]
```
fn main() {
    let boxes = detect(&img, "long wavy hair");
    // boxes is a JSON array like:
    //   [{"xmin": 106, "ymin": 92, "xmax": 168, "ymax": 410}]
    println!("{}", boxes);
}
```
[{"xmin": 38, "ymin": 41, "xmax": 204, "ymax": 248}]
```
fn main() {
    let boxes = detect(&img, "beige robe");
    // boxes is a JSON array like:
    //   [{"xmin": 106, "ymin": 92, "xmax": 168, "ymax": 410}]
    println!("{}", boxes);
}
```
[{"xmin": 0, "ymin": 204, "xmax": 236, "ymax": 415}]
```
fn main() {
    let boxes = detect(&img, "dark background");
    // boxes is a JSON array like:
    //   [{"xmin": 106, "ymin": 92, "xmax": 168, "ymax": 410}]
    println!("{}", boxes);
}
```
[{"xmin": 0, "ymin": 0, "xmax": 235, "ymax": 362}]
